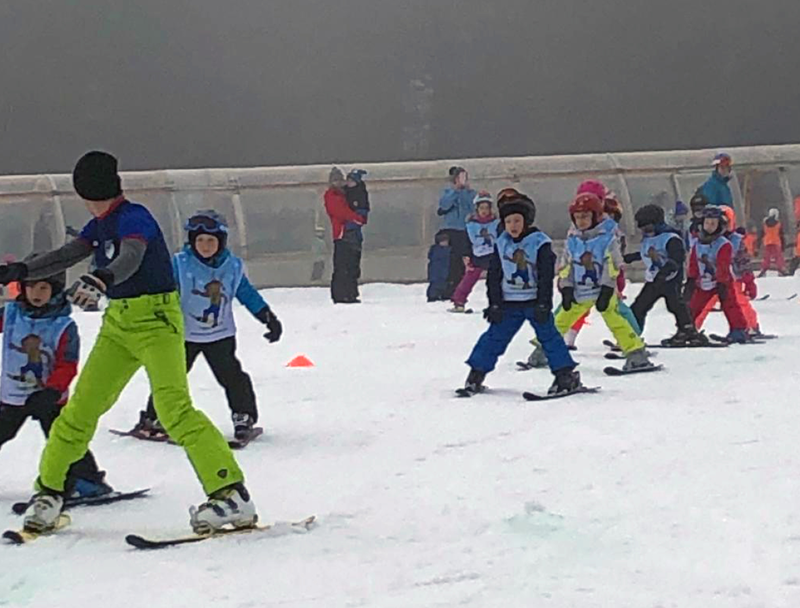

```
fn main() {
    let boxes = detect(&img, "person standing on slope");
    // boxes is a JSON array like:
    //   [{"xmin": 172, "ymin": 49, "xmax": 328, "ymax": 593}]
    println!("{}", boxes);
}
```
[
  {"xmin": 460, "ymin": 190, "xmax": 582, "ymax": 397},
  {"xmin": 130, "ymin": 210, "xmax": 283, "ymax": 443},
  {"xmin": 325, "ymin": 167, "xmax": 367, "ymax": 303},
  {"xmin": 436, "ymin": 166, "xmax": 476, "ymax": 299},
  {"xmin": 758, "ymin": 208, "xmax": 787, "ymax": 277},
  {"xmin": 0, "ymin": 151, "xmax": 256, "ymax": 534},
  {"xmin": 623, "ymin": 204, "xmax": 707, "ymax": 347},
  {"xmin": 449, "ymin": 191, "xmax": 499, "ymax": 313},
  {"xmin": 685, "ymin": 206, "xmax": 749, "ymax": 343},
  {"xmin": 699, "ymin": 152, "xmax": 734, "ymax": 207}
]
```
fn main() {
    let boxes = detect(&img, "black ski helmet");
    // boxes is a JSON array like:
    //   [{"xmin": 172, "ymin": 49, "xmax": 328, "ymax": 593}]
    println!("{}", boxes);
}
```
[
  {"xmin": 498, "ymin": 190, "xmax": 536, "ymax": 227},
  {"xmin": 21, "ymin": 253, "xmax": 66, "ymax": 299},
  {"xmin": 634, "ymin": 204, "xmax": 665, "ymax": 229},
  {"xmin": 700, "ymin": 205, "xmax": 724, "ymax": 237},
  {"xmin": 185, "ymin": 209, "xmax": 229, "ymax": 252},
  {"xmin": 690, "ymin": 191, "xmax": 709, "ymax": 212}
]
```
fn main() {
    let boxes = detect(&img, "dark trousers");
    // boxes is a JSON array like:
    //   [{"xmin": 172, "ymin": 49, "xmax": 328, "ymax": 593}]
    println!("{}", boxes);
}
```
[
  {"xmin": 331, "ymin": 237, "xmax": 362, "ymax": 303},
  {"xmin": 146, "ymin": 337, "xmax": 258, "ymax": 423},
  {"xmin": 438, "ymin": 229, "xmax": 471, "ymax": 299},
  {"xmin": 0, "ymin": 401, "xmax": 104, "ymax": 491},
  {"xmin": 631, "ymin": 279, "xmax": 694, "ymax": 331}
]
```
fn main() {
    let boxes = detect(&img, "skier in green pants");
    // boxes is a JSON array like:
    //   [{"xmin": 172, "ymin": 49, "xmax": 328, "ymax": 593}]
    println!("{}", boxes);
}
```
[{"xmin": 0, "ymin": 151, "xmax": 257, "ymax": 533}]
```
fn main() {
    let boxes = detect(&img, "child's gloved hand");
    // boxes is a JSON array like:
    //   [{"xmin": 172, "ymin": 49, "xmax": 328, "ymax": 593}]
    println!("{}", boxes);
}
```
[
  {"xmin": 560, "ymin": 286, "xmax": 576, "ymax": 311},
  {"xmin": 595, "ymin": 285, "xmax": 614, "ymax": 312},
  {"xmin": 258, "ymin": 309, "xmax": 283, "ymax": 343},
  {"xmin": 532, "ymin": 303, "xmax": 551, "ymax": 324},
  {"xmin": 483, "ymin": 305, "xmax": 503, "ymax": 324}
]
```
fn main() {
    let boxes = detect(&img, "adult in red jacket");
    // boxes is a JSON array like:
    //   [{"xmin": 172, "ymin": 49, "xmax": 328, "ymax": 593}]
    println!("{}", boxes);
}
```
[{"xmin": 324, "ymin": 167, "xmax": 367, "ymax": 303}]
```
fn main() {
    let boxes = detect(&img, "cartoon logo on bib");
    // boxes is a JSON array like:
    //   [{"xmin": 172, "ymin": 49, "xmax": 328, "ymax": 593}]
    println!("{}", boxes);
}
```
[
  {"xmin": 8, "ymin": 334, "xmax": 51, "ymax": 389},
  {"xmin": 191, "ymin": 279, "xmax": 229, "ymax": 328},
  {"xmin": 700, "ymin": 254, "xmax": 717, "ymax": 282},
  {"xmin": 505, "ymin": 249, "xmax": 534, "ymax": 289},
  {"xmin": 578, "ymin": 251, "xmax": 602, "ymax": 287}
]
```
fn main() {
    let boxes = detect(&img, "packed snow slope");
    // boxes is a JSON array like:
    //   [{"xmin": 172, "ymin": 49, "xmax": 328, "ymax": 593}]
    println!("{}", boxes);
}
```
[{"xmin": 1, "ymin": 277, "xmax": 800, "ymax": 608}]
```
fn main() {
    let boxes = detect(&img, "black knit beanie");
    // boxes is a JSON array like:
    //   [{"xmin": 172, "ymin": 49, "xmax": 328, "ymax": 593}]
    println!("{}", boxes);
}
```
[{"xmin": 72, "ymin": 151, "xmax": 122, "ymax": 201}]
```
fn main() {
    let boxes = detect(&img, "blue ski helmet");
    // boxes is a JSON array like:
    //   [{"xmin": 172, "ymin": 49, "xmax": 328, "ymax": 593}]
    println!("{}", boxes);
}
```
[{"xmin": 185, "ymin": 209, "xmax": 229, "ymax": 251}]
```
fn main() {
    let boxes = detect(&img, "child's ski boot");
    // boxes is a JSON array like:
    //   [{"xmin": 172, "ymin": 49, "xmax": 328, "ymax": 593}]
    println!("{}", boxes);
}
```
[
  {"xmin": 232, "ymin": 413, "xmax": 255, "ymax": 442},
  {"xmin": 548, "ymin": 369, "xmax": 583, "ymax": 396}
]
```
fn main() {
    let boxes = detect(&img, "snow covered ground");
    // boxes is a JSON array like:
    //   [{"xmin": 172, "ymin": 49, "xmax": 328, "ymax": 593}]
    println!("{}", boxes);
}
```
[{"xmin": 1, "ymin": 277, "xmax": 800, "ymax": 608}]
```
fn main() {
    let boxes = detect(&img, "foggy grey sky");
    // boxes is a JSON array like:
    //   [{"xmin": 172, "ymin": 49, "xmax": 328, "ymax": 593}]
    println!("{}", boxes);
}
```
[{"xmin": 1, "ymin": 0, "xmax": 799, "ymax": 174}]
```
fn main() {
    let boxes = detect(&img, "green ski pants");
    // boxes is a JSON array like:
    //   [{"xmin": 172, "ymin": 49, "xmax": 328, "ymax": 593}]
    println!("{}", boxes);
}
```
[{"xmin": 38, "ymin": 292, "xmax": 244, "ymax": 495}]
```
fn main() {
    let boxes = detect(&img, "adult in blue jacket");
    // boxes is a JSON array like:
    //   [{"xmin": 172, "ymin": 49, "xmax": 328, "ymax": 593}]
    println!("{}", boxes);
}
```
[
  {"xmin": 699, "ymin": 153, "xmax": 734, "ymax": 207},
  {"xmin": 436, "ymin": 166, "xmax": 476, "ymax": 298}
]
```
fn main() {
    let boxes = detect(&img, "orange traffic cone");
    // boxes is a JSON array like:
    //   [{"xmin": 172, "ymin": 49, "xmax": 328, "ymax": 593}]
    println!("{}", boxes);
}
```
[{"xmin": 286, "ymin": 354, "xmax": 315, "ymax": 368}]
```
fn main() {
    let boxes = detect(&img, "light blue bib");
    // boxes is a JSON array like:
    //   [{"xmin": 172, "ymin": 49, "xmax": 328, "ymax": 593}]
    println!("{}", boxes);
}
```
[
  {"xmin": 566, "ymin": 229, "xmax": 616, "ymax": 302},
  {"xmin": 695, "ymin": 236, "xmax": 729, "ymax": 290},
  {"xmin": 466, "ymin": 218, "xmax": 500, "ymax": 258},
  {"xmin": 496, "ymin": 231, "xmax": 551, "ymax": 301},
  {"xmin": 175, "ymin": 251, "xmax": 244, "ymax": 343},
  {"xmin": 640, "ymin": 232, "xmax": 681, "ymax": 282},
  {"xmin": 1, "ymin": 303, "xmax": 73, "ymax": 406}
]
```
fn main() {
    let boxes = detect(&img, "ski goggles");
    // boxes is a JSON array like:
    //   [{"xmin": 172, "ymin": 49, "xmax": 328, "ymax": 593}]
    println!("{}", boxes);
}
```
[{"xmin": 185, "ymin": 215, "xmax": 228, "ymax": 233}]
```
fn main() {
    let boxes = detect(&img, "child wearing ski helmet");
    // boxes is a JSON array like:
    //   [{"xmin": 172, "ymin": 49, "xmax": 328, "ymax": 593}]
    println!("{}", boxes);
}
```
[
  {"xmin": 0, "ymin": 151, "xmax": 257, "ymax": 533},
  {"xmin": 758, "ymin": 207, "xmax": 787, "ymax": 276},
  {"xmin": 131, "ymin": 209, "xmax": 283, "ymax": 443},
  {"xmin": 533, "ymin": 181, "xmax": 632, "ymax": 355},
  {"xmin": 460, "ymin": 190, "xmax": 581, "ymax": 397},
  {"xmin": 553, "ymin": 193, "xmax": 652, "ymax": 371},
  {"xmin": 624, "ymin": 204, "xmax": 706, "ymax": 346},
  {"xmin": 0, "ymin": 255, "xmax": 113, "ymax": 499},
  {"xmin": 693, "ymin": 206, "xmax": 764, "ymax": 336},
  {"xmin": 449, "ymin": 191, "xmax": 500, "ymax": 313},
  {"xmin": 687, "ymin": 191, "xmax": 710, "ymax": 249},
  {"xmin": 685, "ymin": 206, "xmax": 749, "ymax": 342}
]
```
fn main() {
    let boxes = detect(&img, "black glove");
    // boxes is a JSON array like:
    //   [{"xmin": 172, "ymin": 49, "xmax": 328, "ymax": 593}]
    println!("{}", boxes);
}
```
[
  {"xmin": 0, "ymin": 262, "xmax": 28, "ymax": 286},
  {"xmin": 483, "ymin": 305, "xmax": 504, "ymax": 324},
  {"xmin": 716, "ymin": 282, "xmax": 728, "ymax": 302},
  {"xmin": 595, "ymin": 285, "xmax": 615, "ymax": 312},
  {"xmin": 25, "ymin": 388, "xmax": 61, "ymax": 418},
  {"xmin": 67, "ymin": 273, "xmax": 107, "ymax": 310},
  {"xmin": 683, "ymin": 278, "xmax": 696, "ymax": 302},
  {"xmin": 264, "ymin": 310, "xmax": 282, "ymax": 343},
  {"xmin": 532, "ymin": 303, "xmax": 551, "ymax": 324},
  {"xmin": 560, "ymin": 286, "xmax": 576, "ymax": 311}
]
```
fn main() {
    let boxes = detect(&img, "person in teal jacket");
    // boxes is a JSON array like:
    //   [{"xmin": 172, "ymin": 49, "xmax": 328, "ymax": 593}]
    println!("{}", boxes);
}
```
[
  {"xmin": 699, "ymin": 153, "xmax": 734, "ymax": 207},
  {"xmin": 436, "ymin": 166, "xmax": 476, "ymax": 298}
]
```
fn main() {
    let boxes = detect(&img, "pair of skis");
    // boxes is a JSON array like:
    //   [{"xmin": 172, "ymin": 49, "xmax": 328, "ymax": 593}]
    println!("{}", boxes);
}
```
[
  {"xmin": 455, "ymin": 385, "xmax": 602, "ymax": 402},
  {"xmin": 109, "ymin": 426, "xmax": 264, "ymax": 449},
  {"xmin": 3, "ymin": 512, "xmax": 316, "ymax": 549}
]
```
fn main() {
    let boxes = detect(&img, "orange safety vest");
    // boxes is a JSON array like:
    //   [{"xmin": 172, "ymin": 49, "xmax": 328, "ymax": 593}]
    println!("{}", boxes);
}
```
[
  {"xmin": 763, "ymin": 221, "xmax": 782, "ymax": 247},
  {"xmin": 795, "ymin": 231, "xmax": 800, "ymax": 257},
  {"xmin": 743, "ymin": 233, "xmax": 757, "ymax": 256}
]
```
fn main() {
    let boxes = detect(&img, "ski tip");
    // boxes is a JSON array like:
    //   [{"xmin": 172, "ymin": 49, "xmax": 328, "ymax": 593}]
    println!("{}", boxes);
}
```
[
  {"xmin": 11, "ymin": 502, "xmax": 29, "ymax": 516},
  {"xmin": 125, "ymin": 534, "xmax": 155, "ymax": 549},
  {"xmin": 2, "ymin": 530, "xmax": 25, "ymax": 545},
  {"xmin": 522, "ymin": 386, "xmax": 600, "ymax": 401}
]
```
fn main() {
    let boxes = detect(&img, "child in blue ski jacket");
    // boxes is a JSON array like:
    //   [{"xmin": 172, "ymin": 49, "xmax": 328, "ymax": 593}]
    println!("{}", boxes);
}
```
[{"xmin": 132, "ymin": 210, "xmax": 283, "ymax": 442}]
